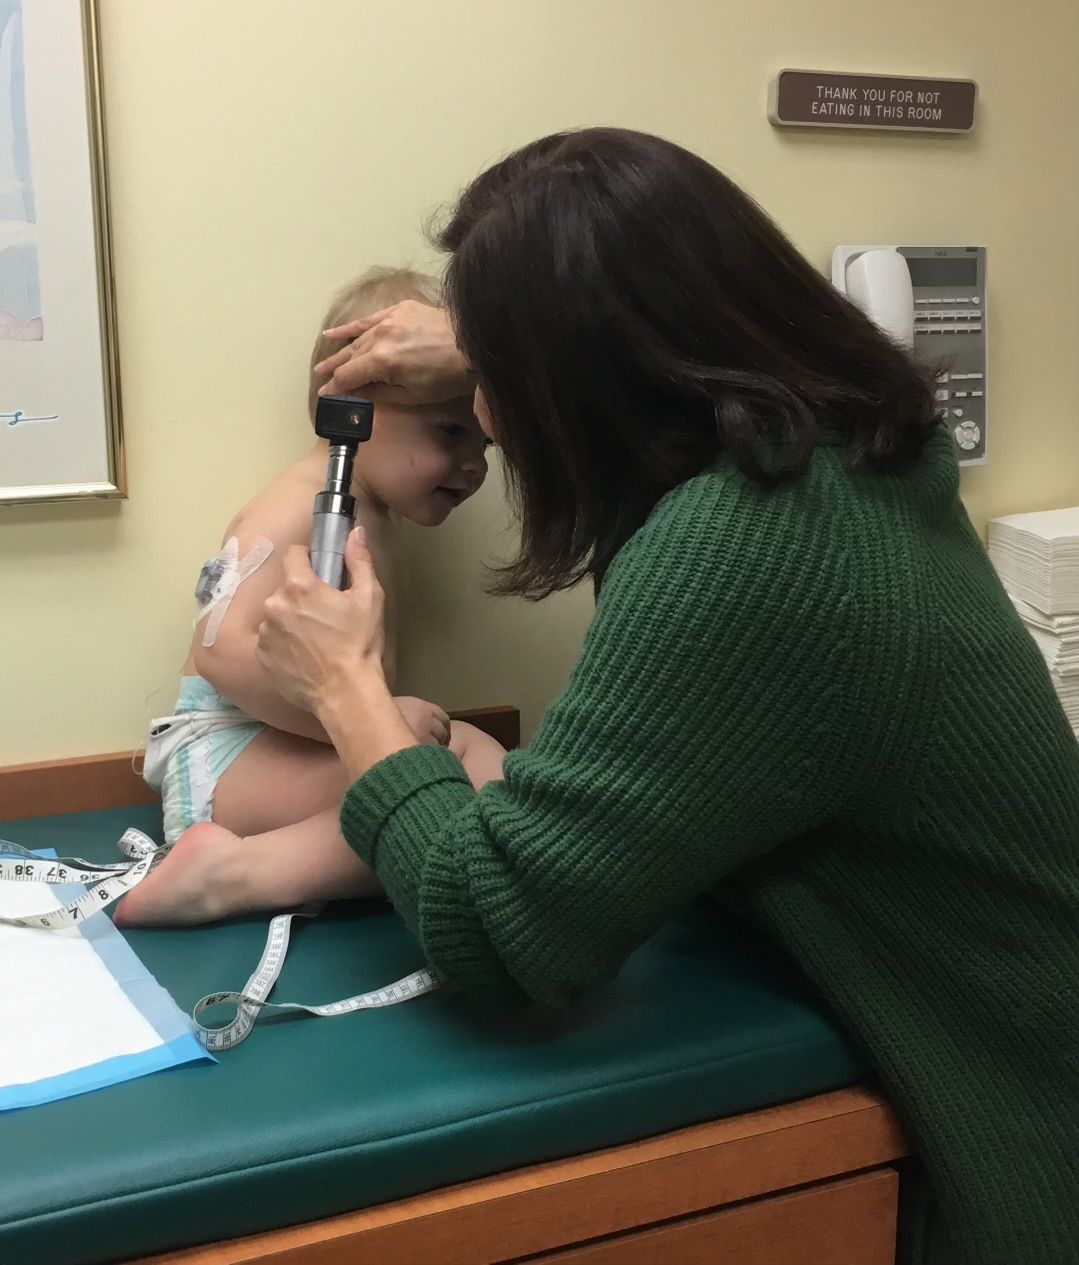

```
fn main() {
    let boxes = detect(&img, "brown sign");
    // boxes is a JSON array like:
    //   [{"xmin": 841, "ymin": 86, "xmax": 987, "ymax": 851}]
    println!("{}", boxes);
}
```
[{"xmin": 769, "ymin": 69, "xmax": 977, "ymax": 133}]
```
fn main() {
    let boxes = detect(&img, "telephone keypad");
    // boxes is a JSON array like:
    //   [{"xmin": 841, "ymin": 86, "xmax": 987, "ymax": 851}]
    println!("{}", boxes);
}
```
[
  {"xmin": 953, "ymin": 419, "xmax": 981, "ymax": 451},
  {"xmin": 835, "ymin": 245, "xmax": 986, "ymax": 463},
  {"xmin": 901, "ymin": 247, "xmax": 987, "ymax": 464}
]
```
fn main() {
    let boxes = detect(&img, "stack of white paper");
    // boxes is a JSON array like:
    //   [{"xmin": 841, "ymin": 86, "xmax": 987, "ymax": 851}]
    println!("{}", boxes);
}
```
[
  {"xmin": 989, "ymin": 508, "xmax": 1079, "ymax": 735},
  {"xmin": 988, "ymin": 507, "xmax": 1079, "ymax": 615}
]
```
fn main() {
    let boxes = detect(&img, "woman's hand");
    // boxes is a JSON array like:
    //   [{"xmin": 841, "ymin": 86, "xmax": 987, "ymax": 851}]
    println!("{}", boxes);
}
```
[
  {"xmin": 257, "ymin": 530, "xmax": 386, "ymax": 715},
  {"xmin": 314, "ymin": 300, "xmax": 474, "ymax": 404},
  {"xmin": 258, "ymin": 530, "xmax": 421, "ymax": 778}
]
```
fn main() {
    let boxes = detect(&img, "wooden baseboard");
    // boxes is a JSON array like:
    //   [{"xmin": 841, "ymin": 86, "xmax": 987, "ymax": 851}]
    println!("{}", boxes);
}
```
[
  {"xmin": 137, "ymin": 1087, "xmax": 906, "ymax": 1265},
  {"xmin": 0, "ymin": 750, "xmax": 159, "ymax": 822},
  {"xmin": 0, "ymin": 706, "xmax": 521, "ymax": 822},
  {"xmin": 446, "ymin": 704, "xmax": 520, "ymax": 752}
]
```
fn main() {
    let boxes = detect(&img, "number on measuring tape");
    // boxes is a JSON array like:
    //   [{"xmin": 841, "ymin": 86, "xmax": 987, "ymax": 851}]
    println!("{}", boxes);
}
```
[{"xmin": 0, "ymin": 832, "xmax": 439, "ymax": 1050}]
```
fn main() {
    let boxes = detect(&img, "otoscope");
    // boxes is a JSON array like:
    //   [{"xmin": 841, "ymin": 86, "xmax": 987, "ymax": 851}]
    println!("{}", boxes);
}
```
[{"xmin": 310, "ymin": 394, "xmax": 375, "ymax": 589}]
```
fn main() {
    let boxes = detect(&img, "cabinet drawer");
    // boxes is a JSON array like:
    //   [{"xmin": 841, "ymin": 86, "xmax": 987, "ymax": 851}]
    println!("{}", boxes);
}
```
[{"xmin": 519, "ymin": 1168, "xmax": 898, "ymax": 1265}]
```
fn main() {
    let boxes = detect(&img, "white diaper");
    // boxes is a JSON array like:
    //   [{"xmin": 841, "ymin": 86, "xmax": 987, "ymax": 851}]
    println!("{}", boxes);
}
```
[{"xmin": 143, "ymin": 676, "xmax": 264, "ymax": 844}]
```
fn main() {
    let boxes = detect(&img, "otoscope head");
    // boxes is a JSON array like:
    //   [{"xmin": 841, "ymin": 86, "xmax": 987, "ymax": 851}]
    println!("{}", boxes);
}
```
[{"xmin": 314, "ymin": 395, "xmax": 374, "ymax": 446}]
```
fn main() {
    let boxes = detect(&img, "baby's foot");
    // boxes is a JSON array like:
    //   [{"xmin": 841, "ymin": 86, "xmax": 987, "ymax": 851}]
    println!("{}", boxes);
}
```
[{"xmin": 113, "ymin": 822, "xmax": 246, "ymax": 927}]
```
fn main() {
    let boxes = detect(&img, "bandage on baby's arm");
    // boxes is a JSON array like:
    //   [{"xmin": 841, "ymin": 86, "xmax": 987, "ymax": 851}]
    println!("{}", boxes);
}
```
[
  {"xmin": 192, "ymin": 533, "xmax": 333, "ymax": 744},
  {"xmin": 195, "ymin": 538, "xmax": 274, "ymax": 648}
]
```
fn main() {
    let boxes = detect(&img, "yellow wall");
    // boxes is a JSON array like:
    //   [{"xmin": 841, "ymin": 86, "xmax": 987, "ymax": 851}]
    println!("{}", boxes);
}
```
[{"xmin": 1, "ymin": 0, "xmax": 1077, "ymax": 765}]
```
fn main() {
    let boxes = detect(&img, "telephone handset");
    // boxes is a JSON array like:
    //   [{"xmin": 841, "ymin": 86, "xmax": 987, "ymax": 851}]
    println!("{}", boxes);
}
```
[
  {"xmin": 833, "ymin": 248, "xmax": 915, "ymax": 350},
  {"xmin": 832, "ymin": 245, "xmax": 988, "ymax": 466}
]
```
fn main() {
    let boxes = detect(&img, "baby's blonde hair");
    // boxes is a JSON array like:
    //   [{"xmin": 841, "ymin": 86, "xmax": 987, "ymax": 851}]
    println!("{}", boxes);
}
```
[{"xmin": 308, "ymin": 266, "xmax": 441, "ymax": 425}]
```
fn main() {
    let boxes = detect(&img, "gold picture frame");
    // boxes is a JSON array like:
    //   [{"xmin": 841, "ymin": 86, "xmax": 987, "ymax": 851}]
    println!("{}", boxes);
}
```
[{"xmin": 0, "ymin": 0, "xmax": 124, "ymax": 505}]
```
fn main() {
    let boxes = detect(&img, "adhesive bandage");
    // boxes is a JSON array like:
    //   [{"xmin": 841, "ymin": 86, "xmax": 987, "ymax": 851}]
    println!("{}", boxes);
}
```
[{"xmin": 194, "ymin": 537, "xmax": 274, "ymax": 647}]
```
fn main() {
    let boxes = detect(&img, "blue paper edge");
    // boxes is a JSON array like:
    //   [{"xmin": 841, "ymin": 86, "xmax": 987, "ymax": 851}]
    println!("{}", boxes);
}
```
[
  {"xmin": 0, "ymin": 848, "xmax": 214, "ymax": 1113},
  {"xmin": 0, "ymin": 1033, "xmax": 208, "ymax": 1111},
  {"xmin": 80, "ymin": 890, "xmax": 206, "ymax": 1049},
  {"xmin": 31, "ymin": 845, "xmax": 208, "ymax": 1048}
]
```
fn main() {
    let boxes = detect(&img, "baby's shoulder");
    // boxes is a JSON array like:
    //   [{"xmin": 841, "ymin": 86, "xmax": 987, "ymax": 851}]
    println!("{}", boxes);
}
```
[{"xmin": 223, "ymin": 463, "xmax": 319, "ymax": 552}]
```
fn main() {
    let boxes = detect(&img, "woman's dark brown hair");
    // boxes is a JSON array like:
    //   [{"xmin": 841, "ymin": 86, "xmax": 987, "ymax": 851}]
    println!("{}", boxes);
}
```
[{"xmin": 437, "ymin": 128, "xmax": 939, "ymax": 598}]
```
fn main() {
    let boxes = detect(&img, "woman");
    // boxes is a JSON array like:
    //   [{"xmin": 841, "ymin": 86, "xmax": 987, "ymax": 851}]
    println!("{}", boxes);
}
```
[{"xmin": 259, "ymin": 130, "xmax": 1074, "ymax": 1263}]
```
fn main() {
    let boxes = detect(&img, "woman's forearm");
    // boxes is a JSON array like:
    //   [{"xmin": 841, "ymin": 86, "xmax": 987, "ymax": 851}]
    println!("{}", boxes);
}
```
[{"xmin": 316, "ymin": 670, "xmax": 420, "ymax": 781}]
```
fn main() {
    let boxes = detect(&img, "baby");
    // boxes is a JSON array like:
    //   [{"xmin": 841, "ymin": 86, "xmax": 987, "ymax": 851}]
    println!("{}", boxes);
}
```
[{"xmin": 117, "ymin": 268, "xmax": 505, "ymax": 925}]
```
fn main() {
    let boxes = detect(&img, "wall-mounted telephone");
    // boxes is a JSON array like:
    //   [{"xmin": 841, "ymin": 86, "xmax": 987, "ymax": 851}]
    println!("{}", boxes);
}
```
[{"xmin": 832, "ymin": 245, "xmax": 988, "ymax": 466}]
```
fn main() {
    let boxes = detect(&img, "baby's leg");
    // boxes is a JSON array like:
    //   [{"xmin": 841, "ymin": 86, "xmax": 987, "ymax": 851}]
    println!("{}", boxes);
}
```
[
  {"xmin": 211, "ymin": 728, "xmax": 352, "ymax": 835},
  {"xmin": 115, "ymin": 723, "xmax": 508, "ymax": 927},
  {"xmin": 115, "ymin": 731, "xmax": 378, "ymax": 926},
  {"xmin": 112, "ymin": 808, "xmax": 378, "ymax": 926},
  {"xmin": 449, "ymin": 720, "xmax": 507, "ymax": 790},
  {"xmin": 196, "ymin": 724, "xmax": 505, "ymax": 913}
]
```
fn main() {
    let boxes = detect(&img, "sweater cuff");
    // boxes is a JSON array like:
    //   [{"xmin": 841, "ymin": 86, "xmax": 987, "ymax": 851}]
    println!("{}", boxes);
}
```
[
  {"xmin": 339, "ymin": 743, "xmax": 472, "ymax": 872},
  {"xmin": 341, "ymin": 745, "xmax": 528, "ymax": 1006}
]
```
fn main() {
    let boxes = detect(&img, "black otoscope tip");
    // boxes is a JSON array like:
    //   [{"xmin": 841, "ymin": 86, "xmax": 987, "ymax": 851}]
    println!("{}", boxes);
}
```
[{"xmin": 315, "ymin": 395, "xmax": 374, "ymax": 444}]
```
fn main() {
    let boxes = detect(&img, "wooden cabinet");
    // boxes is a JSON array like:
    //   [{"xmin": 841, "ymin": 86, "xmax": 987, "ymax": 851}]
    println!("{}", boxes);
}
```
[
  {"xmin": 524, "ymin": 1170, "xmax": 898, "ymax": 1265},
  {"xmin": 141, "ymin": 1088, "xmax": 907, "ymax": 1265}
]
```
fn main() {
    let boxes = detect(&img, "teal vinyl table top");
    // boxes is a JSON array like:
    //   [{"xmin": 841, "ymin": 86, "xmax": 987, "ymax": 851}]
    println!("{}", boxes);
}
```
[{"xmin": 0, "ymin": 804, "xmax": 864, "ymax": 1265}]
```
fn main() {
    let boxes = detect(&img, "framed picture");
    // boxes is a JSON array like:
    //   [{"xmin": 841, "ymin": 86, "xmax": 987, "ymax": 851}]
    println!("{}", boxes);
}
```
[{"xmin": 0, "ymin": 0, "xmax": 122, "ymax": 504}]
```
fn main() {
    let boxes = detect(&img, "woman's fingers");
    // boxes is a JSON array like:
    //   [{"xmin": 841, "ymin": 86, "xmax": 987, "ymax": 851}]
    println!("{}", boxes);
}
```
[
  {"xmin": 313, "ymin": 344, "xmax": 358, "ymax": 376},
  {"xmin": 280, "ymin": 543, "xmax": 322, "ymax": 592},
  {"xmin": 314, "ymin": 328, "xmax": 394, "ymax": 397},
  {"xmin": 313, "ymin": 323, "xmax": 380, "ymax": 376},
  {"xmin": 322, "ymin": 308, "xmax": 393, "ymax": 340},
  {"xmin": 345, "ymin": 529, "xmax": 385, "ymax": 625},
  {"xmin": 262, "ymin": 548, "xmax": 315, "ymax": 636},
  {"xmin": 318, "ymin": 354, "xmax": 395, "ymax": 398},
  {"xmin": 344, "ymin": 526, "xmax": 374, "ymax": 577},
  {"xmin": 255, "ymin": 535, "xmax": 388, "ymax": 717},
  {"xmin": 313, "ymin": 300, "xmax": 471, "ymax": 405}
]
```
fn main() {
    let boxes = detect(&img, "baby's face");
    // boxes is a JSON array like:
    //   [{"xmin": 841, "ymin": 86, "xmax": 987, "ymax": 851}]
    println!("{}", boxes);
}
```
[{"xmin": 357, "ymin": 399, "xmax": 489, "ymax": 526}]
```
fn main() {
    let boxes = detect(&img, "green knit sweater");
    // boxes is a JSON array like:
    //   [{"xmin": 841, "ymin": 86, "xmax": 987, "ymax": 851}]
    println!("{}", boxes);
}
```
[{"xmin": 341, "ymin": 425, "xmax": 1079, "ymax": 1265}]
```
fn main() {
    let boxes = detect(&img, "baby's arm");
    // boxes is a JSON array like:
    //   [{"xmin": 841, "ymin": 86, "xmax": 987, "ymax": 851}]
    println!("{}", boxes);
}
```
[{"xmin": 192, "ymin": 479, "xmax": 333, "ymax": 742}]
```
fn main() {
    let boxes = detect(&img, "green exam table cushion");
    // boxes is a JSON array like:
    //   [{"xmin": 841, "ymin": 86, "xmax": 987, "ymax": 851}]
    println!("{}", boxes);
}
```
[{"xmin": 0, "ymin": 805, "xmax": 865, "ymax": 1265}]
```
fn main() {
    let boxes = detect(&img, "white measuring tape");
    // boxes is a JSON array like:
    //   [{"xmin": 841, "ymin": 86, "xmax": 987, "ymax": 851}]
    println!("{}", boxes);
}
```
[{"xmin": 0, "ymin": 831, "xmax": 440, "ymax": 1052}]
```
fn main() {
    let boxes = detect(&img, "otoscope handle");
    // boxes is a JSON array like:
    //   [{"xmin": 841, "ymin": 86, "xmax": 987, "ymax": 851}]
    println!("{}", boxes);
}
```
[
  {"xmin": 310, "ymin": 397, "xmax": 371, "ymax": 590},
  {"xmin": 310, "ymin": 491, "xmax": 355, "ymax": 590}
]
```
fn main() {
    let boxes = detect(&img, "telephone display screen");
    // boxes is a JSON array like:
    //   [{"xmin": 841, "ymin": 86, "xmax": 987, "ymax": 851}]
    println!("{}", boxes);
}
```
[{"xmin": 906, "ymin": 257, "xmax": 978, "ymax": 289}]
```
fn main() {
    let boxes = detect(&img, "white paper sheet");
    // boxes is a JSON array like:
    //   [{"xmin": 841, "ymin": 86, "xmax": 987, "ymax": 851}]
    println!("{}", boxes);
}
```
[{"xmin": 0, "ymin": 853, "xmax": 211, "ymax": 1110}]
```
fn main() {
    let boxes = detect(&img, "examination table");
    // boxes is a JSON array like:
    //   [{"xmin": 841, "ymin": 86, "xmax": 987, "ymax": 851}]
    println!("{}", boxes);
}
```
[{"xmin": 0, "ymin": 712, "xmax": 907, "ymax": 1265}]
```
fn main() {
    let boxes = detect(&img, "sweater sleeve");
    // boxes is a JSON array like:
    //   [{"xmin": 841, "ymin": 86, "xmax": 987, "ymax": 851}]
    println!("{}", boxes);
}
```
[{"xmin": 341, "ymin": 469, "xmax": 865, "ymax": 1006}]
